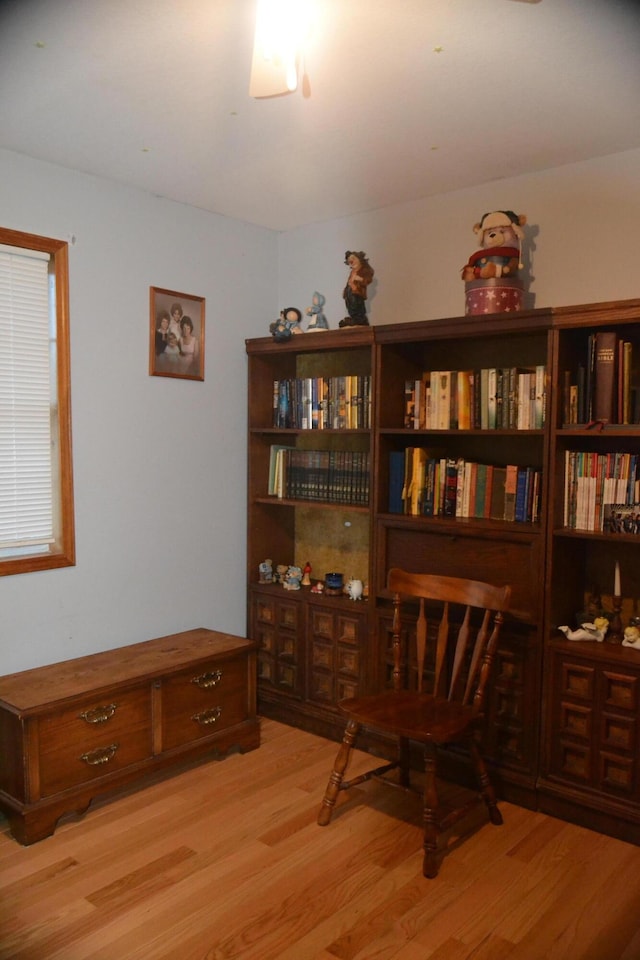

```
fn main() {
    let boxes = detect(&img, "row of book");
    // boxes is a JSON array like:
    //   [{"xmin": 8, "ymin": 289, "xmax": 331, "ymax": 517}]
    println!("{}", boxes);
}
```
[
  {"xmin": 404, "ymin": 365, "xmax": 546, "ymax": 431},
  {"xmin": 389, "ymin": 448, "xmax": 541, "ymax": 523},
  {"xmin": 562, "ymin": 332, "xmax": 639, "ymax": 425},
  {"xmin": 563, "ymin": 451, "xmax": 640, "ymax": 532},
  {"xmin": 268, "ymin": 445, "xmax": 369, "ymax": 505},
  {"xmin": 272, "ymin": 376, "xmax": 371, "ymax": 430}
]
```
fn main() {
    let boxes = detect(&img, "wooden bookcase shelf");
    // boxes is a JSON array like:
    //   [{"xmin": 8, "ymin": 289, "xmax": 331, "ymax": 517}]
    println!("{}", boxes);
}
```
[{"xmin": 246, "ymin": 298, "xmax": 640, "ymax": 835}]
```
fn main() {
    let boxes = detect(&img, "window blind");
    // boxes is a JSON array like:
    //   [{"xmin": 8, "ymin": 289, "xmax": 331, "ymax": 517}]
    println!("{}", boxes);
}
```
[{"xmin": 0, "ymin": 244, "xmax": 54, "ymax": 550}]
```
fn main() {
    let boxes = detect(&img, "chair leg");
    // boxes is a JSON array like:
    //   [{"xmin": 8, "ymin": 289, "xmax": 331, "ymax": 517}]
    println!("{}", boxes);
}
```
[
  {"xmin": 317, "ymin": 718, "xmax": 360, "ymax": 826},
  {"xmin": 469, "ymin": 738, "xmax": 503, "ymax": 826},
  {"xmin": 422, "ymin": 741, "xmax": 440, "ymax": 878}
]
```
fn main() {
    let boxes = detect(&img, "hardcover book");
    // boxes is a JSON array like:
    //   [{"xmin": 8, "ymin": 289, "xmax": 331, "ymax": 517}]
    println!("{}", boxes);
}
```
[{"xmin": 593, "ymin": 331, "xmax": 617, "ymax": 423}]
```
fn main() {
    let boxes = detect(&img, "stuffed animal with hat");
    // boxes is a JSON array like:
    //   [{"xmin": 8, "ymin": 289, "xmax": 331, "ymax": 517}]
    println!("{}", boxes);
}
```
[{"xmin": 461, "ymin": 210, "xmax": 526, "ymax": 282}]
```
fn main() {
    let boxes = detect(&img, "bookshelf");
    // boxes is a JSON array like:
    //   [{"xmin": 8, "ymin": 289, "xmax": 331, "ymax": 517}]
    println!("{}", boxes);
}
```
[
  {"xmin": 373, "ymin": 311, "xmax": 552, "ymax": 803},
  {"xmin": 246, "ymin": 328, "xmax": 375, "ymax": 737},
  {"xmin": 539, "ymin": 299, "xmax": 640, "ymax": 841},
  {"xmin": 246, "ymin": 298, "xmax": 640, "ymax": 834}
]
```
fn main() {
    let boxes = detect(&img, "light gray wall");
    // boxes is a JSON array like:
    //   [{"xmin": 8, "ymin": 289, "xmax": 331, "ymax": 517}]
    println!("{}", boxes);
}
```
[
  {"xmin": 0, "ymin": 149, "xmax": 277, "ymax": 673},
  {"xmin": 277, "ymin": 149, "xmax": 640, "ymax": 328},
  {"xmin": 3, "ymin": 146, "xmax": 639, "ymax": 674}
]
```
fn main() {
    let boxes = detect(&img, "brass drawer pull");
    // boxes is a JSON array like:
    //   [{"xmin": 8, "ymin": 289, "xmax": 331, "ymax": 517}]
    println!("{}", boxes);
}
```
[
  {"xmin": 79, "ymin": 703, "xmax": 117, "ymax": 724},
  {"xmin": 191, "ymin": 670, "xmax": 222, "ymax": 689},
  {"xmin": 80, "ymin": 743, "xmax": 119, "ymax": 766},
  {"xmin": 192, "ymin": 706, "xmax": 222, "ymax": 726}
]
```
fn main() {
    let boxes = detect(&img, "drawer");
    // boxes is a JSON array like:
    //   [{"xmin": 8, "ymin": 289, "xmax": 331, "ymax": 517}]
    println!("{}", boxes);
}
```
[
  {"xmin": 38, "ymin": 686, "xmax": 152, "ymax": 797},
  {"xmin": 161, "ymin": 656, "xmax": 249, "ymax": 751}
]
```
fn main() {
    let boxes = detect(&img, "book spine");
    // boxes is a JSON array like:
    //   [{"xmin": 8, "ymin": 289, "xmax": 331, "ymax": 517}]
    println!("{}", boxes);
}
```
[
  {"xmin": 593, "ymin": 331, "xmax": 618, "ymax": 424},
  {"xmin": 487, "ymin": 369, "xmax": 497, "ymax": 430},
  {"xmin": 389, "ymin": 451, "xmax": 405, "ymax": 513},
  {"xmin": 503, "ymin": 464, "xmax": 518, "ymax": 521},
  {"xmin": 443, "ymin": 458, "xmax": 458, "ymax": 516},
  {"xmin": 515, "ymin": 467, "xmax": 528, "ymax": 522}
]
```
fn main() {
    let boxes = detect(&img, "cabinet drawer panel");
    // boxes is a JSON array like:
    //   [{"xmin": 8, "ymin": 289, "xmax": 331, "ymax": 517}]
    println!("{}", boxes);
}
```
[
  {"xmin": 602, "ymin": 672, "xmax": 638, "ymax": 712},
  {"xmin": 337, "ymin": 646, "xmax": 359, "ymax": 677},
  {"xmin": 161, "ymin": 657, "xmax": 248, "ymax": 751},
  {"xmin": 602, "ymin": 712, "xmax": 635, "ymax": 753},
  {"xmin": 312, "ymin": 641, "xmax": 333, "ymax": 670},
  {"xmin": 493, "ymin": 725, "xmax": 526, "ymax": 764},
  {"xmin": 309, "ymin": 671, "xmax": 333, "ymax": 703},
  {"xmin": 310, "ymin": 610, "xmax": 333, "ymax": 640},
  {"xmin": 255, "ymin": 624, "xmax": 275, "ymax": 655},
  {"xmin": 38, "ymin": 687, "xmax": 152, "ymax": 797},
  {"xmin": 561, "ymin": 662, "xmax": 594, "ymax": 701},
  {"xmin": 554, "ymin": 741, "xmax": 591, "ymax": 783},
  {"xmin": 559, "ymin": 701, "xmax": 592, "ymax": 741},
  {"xmin": 599, "ymin": 752, "xmax": 635, "ymax": 794},
  {"xmin": 255, "ymin": 597, "xmax": 276, "ymax": 625},
  {"xmin": 278, "ymin": 602, "xmax": 299, "ymax": 632},
  {"xmin": 337, "ymin": 615, "xmax": 362, "ymax": 645},
  {"xmin": 379, "ymin": 525, "xmax": 539, "ymax": 621}
]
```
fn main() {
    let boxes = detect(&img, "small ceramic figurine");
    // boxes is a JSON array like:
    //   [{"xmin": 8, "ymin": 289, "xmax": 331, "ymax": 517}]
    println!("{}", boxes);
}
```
[
  {"xmin": 340, "ymin": 250, "xmax": 374, "ymax": 327},
  {"xmin": 305, "ymin": 292, "xmax": 329, "ymax": 332},
  {"xmin": 283, "ymin": 565, "xmax": 302, "ymax": 590},
  {"xmin": 275, "ymin": 563, "xmax": 288, "ymax": 584},
  {"xmin": 346, "ymin": 578, "xmax": 364, "ymax": 600},
  {"xmin": 258, "ymin": 558, "xmax": 273, "ymax": 583},
  {"xmin": 270, "ymin": 307, "xmax": 304, "ymax": 342},
  {"xmin": 301, "ymin": 561, "xmax": 312, "ymax": 586},
  {"xmin": 622, "ymin": 625, "xmax": 640, "ymax": 648},
  {"xmin": 558, "ymin": 618, "xmax": 609, "ymax": 642}
]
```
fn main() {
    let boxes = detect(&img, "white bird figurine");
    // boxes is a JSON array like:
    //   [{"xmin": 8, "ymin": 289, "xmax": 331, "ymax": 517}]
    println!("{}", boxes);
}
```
[{"xmin": 558, "ymin": 618, "xmax": 609, "ymax": 642}]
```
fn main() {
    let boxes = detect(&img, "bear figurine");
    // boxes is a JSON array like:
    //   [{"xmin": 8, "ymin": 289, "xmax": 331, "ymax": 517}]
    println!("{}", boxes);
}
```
[{"xmin": 461, "ymin": 210, "xmax": 526, "ymax": 282}]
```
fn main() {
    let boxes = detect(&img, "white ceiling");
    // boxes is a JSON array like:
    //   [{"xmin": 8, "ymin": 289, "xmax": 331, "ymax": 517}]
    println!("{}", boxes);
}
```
[{"xmin": 1, "ymin": 0, "xmax": 639, "ymax": 232}]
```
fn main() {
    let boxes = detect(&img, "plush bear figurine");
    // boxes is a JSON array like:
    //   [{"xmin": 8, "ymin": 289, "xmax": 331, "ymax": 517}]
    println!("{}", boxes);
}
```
[{"xmin": 461, "ymin": 210, "xmax": 526, "ymax": 282}]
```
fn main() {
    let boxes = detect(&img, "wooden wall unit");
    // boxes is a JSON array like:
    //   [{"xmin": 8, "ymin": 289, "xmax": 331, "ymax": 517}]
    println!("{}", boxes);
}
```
[
  {"xmin": 538, "ymin": 299, "xmax": 640, "ymax": 838},
  {"xmin": 246, "ymin": 299, "xmax": 640, "ymax": 836},
  {"xmin": 0, "ymin": 628, "xmax": 259, "ymax": 844}
]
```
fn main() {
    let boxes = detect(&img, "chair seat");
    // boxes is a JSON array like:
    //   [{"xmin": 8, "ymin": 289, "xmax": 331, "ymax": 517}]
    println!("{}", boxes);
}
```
[{"xmin": 338, "ymin": 692, "xmax": 477, "ymax": 744}]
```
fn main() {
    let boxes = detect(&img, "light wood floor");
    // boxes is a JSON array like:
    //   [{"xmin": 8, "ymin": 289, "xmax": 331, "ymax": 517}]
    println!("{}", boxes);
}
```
[{"xmin": 2, "ymin": 718, "xmax": 640, "ymax": 960}]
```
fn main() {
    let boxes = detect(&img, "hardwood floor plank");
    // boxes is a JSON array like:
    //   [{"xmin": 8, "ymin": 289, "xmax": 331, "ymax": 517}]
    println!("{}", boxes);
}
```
[{"xmin": 1, "ymin": 720, "xmax": 640, "ymax": 960}]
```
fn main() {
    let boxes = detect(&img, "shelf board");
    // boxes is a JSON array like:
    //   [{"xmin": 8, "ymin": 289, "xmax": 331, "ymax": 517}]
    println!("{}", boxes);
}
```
[
  {"xmin": 376, "ymin": 512, "xmax": 542, "ymax": 536},
  {"xmin": 254, "ymin": 496, "xmax": 369, "ymax": 513},
  {"xmin": 558, "ymin": 425, "xmax": 640, "ymax": 437},
  {"xmin": 553, "ymin": 527, "xmax": 639, "ymax": 542},
  {"xmin": 250, "ymin": 427, "xmax": 371, "ymax": 436},
  {"xmin": 378, "ymin": 427, "xmax": 544, "ymax": 437}
]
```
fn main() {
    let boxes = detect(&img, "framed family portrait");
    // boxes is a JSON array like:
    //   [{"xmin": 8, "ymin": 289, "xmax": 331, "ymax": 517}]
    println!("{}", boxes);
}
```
[{"xmin": 149, "ymin": 286, "xmax": 205, "ymax": 381}]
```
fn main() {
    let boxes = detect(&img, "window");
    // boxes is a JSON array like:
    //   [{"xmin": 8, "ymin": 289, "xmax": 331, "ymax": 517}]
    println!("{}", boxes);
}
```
[{"xmin": 0, "ymin": 227, "xmax": 75, "ymax": 575}]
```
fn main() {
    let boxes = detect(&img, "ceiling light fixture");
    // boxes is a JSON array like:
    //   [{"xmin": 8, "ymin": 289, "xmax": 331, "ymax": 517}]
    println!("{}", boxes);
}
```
[{"xmin": 249, "ymin": 0, "xmax": 313, "ymax": 98}]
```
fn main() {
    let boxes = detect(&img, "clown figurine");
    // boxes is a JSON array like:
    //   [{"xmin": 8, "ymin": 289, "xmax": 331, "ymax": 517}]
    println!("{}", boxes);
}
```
[{"xmin": 339, "ymin": 250, "xmax": 374, "ymax": 327}]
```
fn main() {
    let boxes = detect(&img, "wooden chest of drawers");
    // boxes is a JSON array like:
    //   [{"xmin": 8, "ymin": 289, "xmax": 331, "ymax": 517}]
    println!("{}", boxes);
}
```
[{"xmin": 0, "ymin": 628, "xmax": 259, "ymax": 844}]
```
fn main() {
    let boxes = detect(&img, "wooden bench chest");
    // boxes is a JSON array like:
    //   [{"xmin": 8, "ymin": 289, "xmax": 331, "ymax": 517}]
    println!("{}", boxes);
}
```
[{"xmin": 0, "ymin": 628, "xmax": 259, "ymax": 844}]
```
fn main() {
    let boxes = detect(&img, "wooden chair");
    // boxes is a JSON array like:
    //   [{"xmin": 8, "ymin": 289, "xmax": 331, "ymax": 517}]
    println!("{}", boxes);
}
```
[{"xmin": 317, "ymin": 567, "xmax": 512, "ymax": 878}]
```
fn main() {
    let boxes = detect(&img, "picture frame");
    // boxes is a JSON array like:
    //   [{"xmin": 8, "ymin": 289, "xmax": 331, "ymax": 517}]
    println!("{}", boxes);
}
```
[
  {"xmin": 149, "ymin": 286, "xmax": 205, "ymax": 381},
  {"xmin": 603, "ymin": 503, "xmax": 640, "ymax": 535}
]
